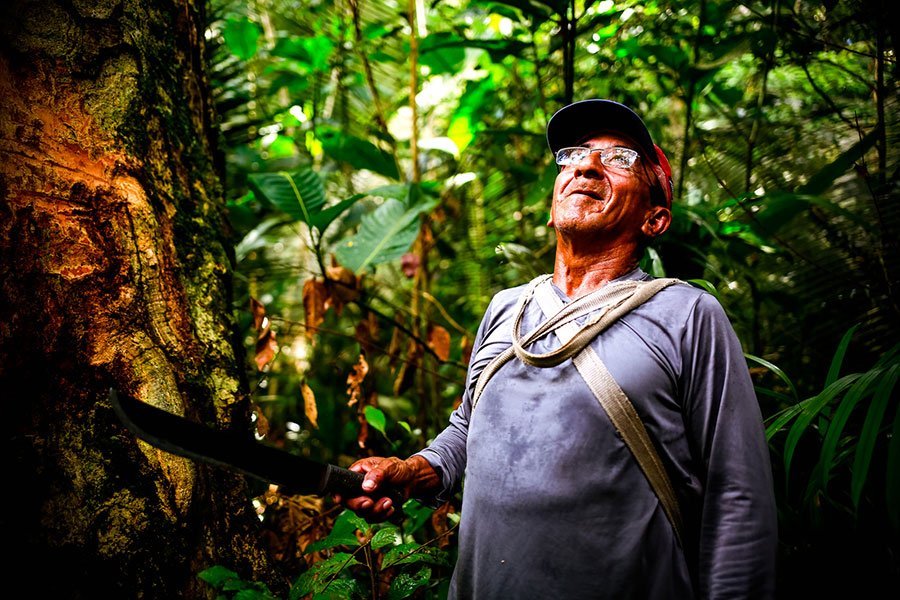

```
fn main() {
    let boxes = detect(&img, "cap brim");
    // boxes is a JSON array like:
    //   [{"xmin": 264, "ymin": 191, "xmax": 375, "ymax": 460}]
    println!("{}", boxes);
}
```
[{"xmin": 546, "ymin": 99, "xmax": 658, "ymax": 164}]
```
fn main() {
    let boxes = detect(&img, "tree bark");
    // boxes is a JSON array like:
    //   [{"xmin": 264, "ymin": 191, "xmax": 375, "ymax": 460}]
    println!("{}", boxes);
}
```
[{"xmin": 0, "ymin": 0, "xmax": 282, "ymax": 596}]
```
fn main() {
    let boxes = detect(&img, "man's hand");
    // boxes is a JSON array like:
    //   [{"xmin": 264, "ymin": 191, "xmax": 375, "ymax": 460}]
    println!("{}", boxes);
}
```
[{"xmin": 336, "ymin": 455, "xmax": 440, "ymax": 522}]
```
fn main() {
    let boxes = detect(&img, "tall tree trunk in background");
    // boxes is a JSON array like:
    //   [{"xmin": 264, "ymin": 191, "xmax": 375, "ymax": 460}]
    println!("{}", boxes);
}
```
[{"xmin": 0, "ymin": 0, "xmax": 281, "ymax": 596}]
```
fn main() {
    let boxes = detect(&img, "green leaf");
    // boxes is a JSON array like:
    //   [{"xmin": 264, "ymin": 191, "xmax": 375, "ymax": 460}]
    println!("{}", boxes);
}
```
[
  {"xmin": 198, "ymin": 566, "xmax": 240, "ymax": 589},
  {"xmin": 365, "ymin": 406, "xmax": 387, "ymax": 436},
  {"xmin": 765, "ymin": 402, "xmax": 807, "ymax": 441},
  {"xmin": 419, "ymin": 33, "xmax": 466, "ymax": 74},
  {"xmin": 825, "ymin": 324, "xmax": 860, "ymax": 387},
  {"xmin": 249, "ymin": 170, "xmax": 326, "ymax": 225},
  {"xmin": 448, "ymin": 76, "xmax": 495, "ymax": 153},
  {"xmin": 641, "ymin": 247, "xmax": 666, "ymax": 277},
  {"xmin": 886, "ymin": 399, "xmax": 900, "ymax": 530},
  {"xmin": 291, "ymin": 553, "xmax": 362, "ymax": 597},
  {"xmin": 318, "ymin": 128, "xmax": 399, "ymax": 180},
  {"xmin": 371, "ymin": 525, "xmax": 402, "ymax": 550},
  {"xmin": 818, "ymin": 366, "xmax": 884, "ymax": 490},
  {"xmin": 687, "ymin": 279, "xmax": 720, "ymax": 301},
  {"xmin": 745, "ymin": 353, "xmax": 798, "ymax": 403},
  {"xmin": 310, "ymin": 194, "xmax": 364, "ymax": 232},
  {"xmin": 312, "ymin": 578, "xmax": 364, "ymax": 600},
  {"xmin": 335, "ymin": 189, "xmax": 438, "ymax": 273},
  {"xmin": 305, "ymin": 510, "xmax": 366, "ymax": 553},
  {"xmin": 783, "ymin": 374, "xmax": 862, "ymax": 475},
  {"xmin": 400, "ymin": 500, "xmax": 433, "ymax": 534},
  {"xmin": 387, "ymin": 566, "xmax": 431, "ymax": 600},
  {"xmin": 798, "ymin": 129, "xmax": 879, "ymax": 196},
  {"xmin": 234, "ymin": 589, "xmax": 278, "ymax": 600},
  {"xmin": 382, "ymin": 544, "xmax": 450, "ymax": 569},
  {"xmin": 851, "ymin": 364, "xmax": 898, "ymax": 510},
  {"xmin": 223, "ymin": 18, "xmax": 261, "ymax": 60}
]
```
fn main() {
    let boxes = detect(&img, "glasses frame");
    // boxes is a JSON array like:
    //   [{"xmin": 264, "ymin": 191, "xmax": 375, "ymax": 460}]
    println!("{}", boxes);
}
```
[{"xmin": 555, "ymin": 146, "xmax": 641, "ymax": 170}]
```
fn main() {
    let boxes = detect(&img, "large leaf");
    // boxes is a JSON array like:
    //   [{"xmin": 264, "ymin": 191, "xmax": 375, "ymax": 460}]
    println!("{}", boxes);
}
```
[
  {"xmin": 448, "ymin": 76, "xmax": 495, "ymax": 153},
  {"xmin": 851, "ymin": 364, "xmax": 898, "ymax": 510},
  {"xmin": 825, "ymin": 324, "xmax": 860, "ymax": 387},
  {"xmin": 305, "ymin": 510, "xmax": 365, "ymax": 553},
  {"xmin": 223, "ymin": 18, "xmax": 261, "ymax": 60},
  {"xmin": 818, "ymin": 366, "xmax": 884, "ymax": 490},
  {"xmin": 335, "ymin": 186, "xmax": 439, "ymax": 273},
  {"xmin": 291, "ymin": 553, "xmax": 362, "ymax": 598},
  {"xmin": 783, "ymin": 373, "xmax": 861, "ymax": 475},
  {"xmin": 318, "ymin": 128, "xmax": 400, "ymax": 180},
  {"xmin": 386, "ymin": 566, "xmax": 431, "ymax": 600},
  {"xmin": 381, "ymin": 543, "xmax": 450, "ymax": 569},
  {"xmin": 249, "ymin": 170, "xmax": 325, "ymax": 224}
]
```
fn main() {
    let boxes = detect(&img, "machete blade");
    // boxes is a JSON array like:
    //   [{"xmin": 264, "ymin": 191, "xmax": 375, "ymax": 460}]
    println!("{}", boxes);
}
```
[{"xmin": 108, "ymin": 387, "xmax": 377, "ymax": 500}]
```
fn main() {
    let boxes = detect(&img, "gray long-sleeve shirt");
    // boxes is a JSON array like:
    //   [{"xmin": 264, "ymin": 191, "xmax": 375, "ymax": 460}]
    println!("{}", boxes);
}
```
[{"xmin": 417, "ymin": 269, "xmax": 777, "ymax": 599}]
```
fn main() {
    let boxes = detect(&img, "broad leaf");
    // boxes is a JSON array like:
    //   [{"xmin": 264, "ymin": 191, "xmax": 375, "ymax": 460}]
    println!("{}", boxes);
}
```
[
  {"xmin": 365, "ymin": 406, "xmax": 387, "ymax": 436},
  {"xmin": 382, "ymin": 544, "xmax": 450, "ymax": 569},
  {"xmin": 371, "ymin": 525, "xmax": 402, "ymax": 550},
  {"xmin": 318, "ymin": 128, "xmax": 400, "ymax": 180},
  {"xmin": 291, "ymin": 553, "xmax": 362, "ymax": 597},
  {"xmin": 198, "ymin": 566, "xmax": 240, "ymax": 588},
  {"xmin": 249, "ymin": 170, "xmax": 325, "ymax": 225},
  {"xmin": 335, "ymin": 187, "xmax": 439, "ymax": 273},
  {"xmin": 305, "ymin": 511, "xmax": 364, "ymax": 553},
  {"xmin": 223, "ymin": 18, "xmax": 261, "ymax": 60},
  {"xmin": 387, "ymin": 566, "xmax": 431, "ymax": 600}
]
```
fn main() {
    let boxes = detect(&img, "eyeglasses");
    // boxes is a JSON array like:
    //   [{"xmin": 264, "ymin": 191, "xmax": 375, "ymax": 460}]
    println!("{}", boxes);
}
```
[{"xmin": 555, "ymin": 146, "xmax": 640, "ymax": 169}]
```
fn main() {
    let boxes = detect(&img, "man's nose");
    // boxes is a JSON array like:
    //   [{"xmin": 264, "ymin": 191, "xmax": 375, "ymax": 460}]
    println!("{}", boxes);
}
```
[{"xmin": 573, "ymin": 153, "xmax": 605, "ymax": 178}]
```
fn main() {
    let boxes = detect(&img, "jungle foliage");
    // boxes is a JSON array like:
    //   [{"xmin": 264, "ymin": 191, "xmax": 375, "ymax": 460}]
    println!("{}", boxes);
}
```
[{"xmin": 201, "ymin": 0, "xmax": 898, "ymax": 596}]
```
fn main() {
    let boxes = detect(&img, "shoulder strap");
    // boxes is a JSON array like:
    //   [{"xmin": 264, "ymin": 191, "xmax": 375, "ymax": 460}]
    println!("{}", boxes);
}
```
[{"xmin": 531, "ymin": 279, "xmax": 685, "ymax": 543}]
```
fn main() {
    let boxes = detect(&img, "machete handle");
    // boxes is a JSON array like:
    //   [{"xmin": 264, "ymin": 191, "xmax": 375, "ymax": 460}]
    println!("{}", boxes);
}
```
[{"xmin": 323, "ymin": 464, "xmax": 406, "ymax": 519}]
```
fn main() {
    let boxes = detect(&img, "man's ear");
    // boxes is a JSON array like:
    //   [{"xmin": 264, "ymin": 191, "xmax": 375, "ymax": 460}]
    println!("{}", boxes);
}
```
[{"xmin": 642, "ymin": 206, "xmax": 671, "ymax": 239}]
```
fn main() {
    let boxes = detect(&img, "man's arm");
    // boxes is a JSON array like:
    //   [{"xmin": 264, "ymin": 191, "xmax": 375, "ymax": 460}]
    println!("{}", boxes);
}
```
[{"xmin": 681, "ymin": 293, "xmax": 778, "ymax": 598}]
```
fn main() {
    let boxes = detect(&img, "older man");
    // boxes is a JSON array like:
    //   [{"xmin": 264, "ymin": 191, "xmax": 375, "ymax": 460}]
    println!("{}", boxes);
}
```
[{"xmin": 343, "ymin": 100, "xmax": 777, "ymax": 599}]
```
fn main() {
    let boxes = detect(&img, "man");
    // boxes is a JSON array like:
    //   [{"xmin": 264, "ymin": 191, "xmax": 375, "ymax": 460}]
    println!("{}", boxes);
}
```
[{"xmin": 341, "ymin": 100, "xmax": 777, "ymax": 599}]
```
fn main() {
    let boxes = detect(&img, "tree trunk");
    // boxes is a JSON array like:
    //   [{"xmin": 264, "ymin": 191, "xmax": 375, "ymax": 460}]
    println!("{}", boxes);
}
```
[{"xmin": 0, "ymin": 0, "xmax": 282, "ymax": 596}]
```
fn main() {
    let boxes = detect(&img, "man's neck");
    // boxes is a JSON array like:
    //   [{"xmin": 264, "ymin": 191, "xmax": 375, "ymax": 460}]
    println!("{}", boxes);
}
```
[{"xmin": 551, "ymin": 238, "xmax": 639, "ymax": 298}]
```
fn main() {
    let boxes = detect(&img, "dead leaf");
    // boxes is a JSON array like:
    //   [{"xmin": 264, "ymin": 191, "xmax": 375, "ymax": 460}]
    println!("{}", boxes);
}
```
[
  {"xmin": 355, "ymin": 312, "xmax": 379, "ymax": 357},
  {"xmin": 250, "ymin": 297, "xmax": 266, "ymax": 330},
  {"xmin": 460, "ymin": 334, "xmax": 472, "ymax": 366},
  {"xmin": 346, "ymin": 354, "xmax": 369, "ymax": 407},
  {"xmin": 253, "ymin": 403, "xmax": 270, "ymax": 437},
  {"xmin": 302, "ymin": 278, "xmax": 327, "ymax": 340},
  {"xmin": 431, "ymin": 502, "xmax": 456, "ymax": 549},
  {"xmin": 302, "ymin": 383, "xmax": 318, "ymax": 428},
  {"xmin": 255, "ymin": 328, "xmax": 277, "ymax": 370},
  {"xmin": 325, "ymin": 264, "xmax": 359, "ymax": 312},
  {"xmin": 428, "ymin": 325, "xmax": 451, "ymax": 362}
]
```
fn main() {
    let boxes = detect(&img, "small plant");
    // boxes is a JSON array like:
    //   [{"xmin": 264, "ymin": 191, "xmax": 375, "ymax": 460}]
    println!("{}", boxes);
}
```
[{"xmin": 200, "ymin": 505, "xmax": 457, "ymax": 600}]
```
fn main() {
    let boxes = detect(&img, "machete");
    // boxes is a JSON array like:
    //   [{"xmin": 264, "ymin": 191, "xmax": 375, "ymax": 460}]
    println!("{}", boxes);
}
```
[{"xmin": 109, "ymin": 388, "xmax": 404, "ymax": 511}]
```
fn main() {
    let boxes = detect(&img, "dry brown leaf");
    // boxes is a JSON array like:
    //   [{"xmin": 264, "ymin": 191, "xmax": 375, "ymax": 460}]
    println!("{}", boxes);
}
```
[
  {"xmin": 250, "ymin": 297, "xmax": 266, "ymax": 330},
  {"xmin": 428, "ymin": 324, "xmax": 451, "ymax": 362},
  {"xmin": 253, "ymin": 403, "xmax": 270, "ymax": 437},
  {"xmin": 325, "ymin": 264, "xmax": 358, "ymax": 312},
  {"xmin": 431, "ymin": 502, "xmax": 456, "ymax": 549},
  {"xmin": 302, "ymin": 278, "xmax": 327, "ymax": 340},
  {"xmin": 460, "ymin": 334, "xmax": 472, "ymax": 366},
  {"xmin": 255, "ymin": 328, "xmax": 277, "ymax": 370},
  {"xmin": 301, "ymin": 382, "xmax": 318, "ymax": 429},
  {"xmin": 354, "ymin": 312, "xmax": 379, "ymax": 357},
  {"xmin": 346, "ymin": 354, "xmax": 369, "ymax": 407}
]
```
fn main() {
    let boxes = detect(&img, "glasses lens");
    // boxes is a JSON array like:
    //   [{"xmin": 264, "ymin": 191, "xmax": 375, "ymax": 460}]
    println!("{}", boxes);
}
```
[
  {"xmin": 556, "ymin": 147, "xmax": 588, "ymax": 165},
  {"xmin": 601, "ymin": 148, "xmax": 639, "ymax": 168}
]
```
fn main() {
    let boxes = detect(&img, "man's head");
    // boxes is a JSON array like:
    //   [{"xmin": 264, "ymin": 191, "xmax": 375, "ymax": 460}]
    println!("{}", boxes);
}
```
[{"xmin": 546, "ymin": 100, "xmax": 673, "ymax": 253}]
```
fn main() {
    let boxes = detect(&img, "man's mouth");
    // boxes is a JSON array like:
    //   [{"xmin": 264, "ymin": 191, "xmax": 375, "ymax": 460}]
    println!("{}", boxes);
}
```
[{"xmin": 566, "ymin": 188, "xmax": 605, "ymax": 202}]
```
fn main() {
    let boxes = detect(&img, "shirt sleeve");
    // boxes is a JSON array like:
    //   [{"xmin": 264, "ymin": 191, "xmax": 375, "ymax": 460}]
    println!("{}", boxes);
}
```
[
  {"xmin": 680, "ymin": 293, "xmax": 778, "ymax": 599},
  {"xmin": 412, "ymin": 300, "xmax": 495, "ymax": 507}
]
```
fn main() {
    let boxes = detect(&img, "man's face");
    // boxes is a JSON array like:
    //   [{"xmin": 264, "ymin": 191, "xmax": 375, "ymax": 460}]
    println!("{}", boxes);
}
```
[{"xmin": 549, "ymin": 132, "xmax": 668, "ymax": 244}]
